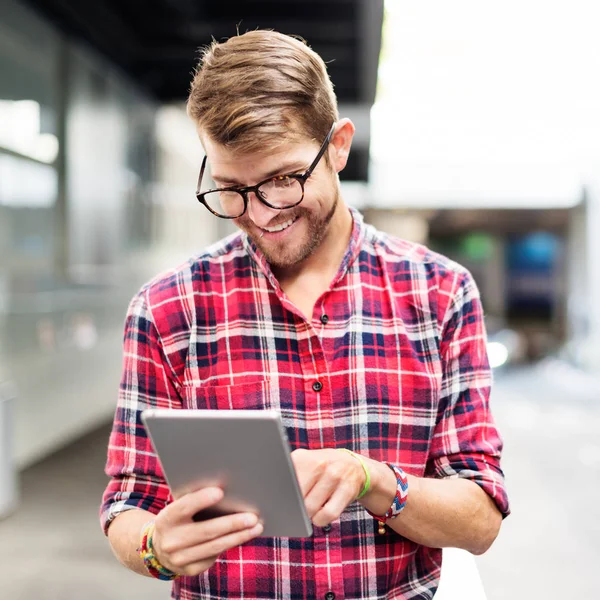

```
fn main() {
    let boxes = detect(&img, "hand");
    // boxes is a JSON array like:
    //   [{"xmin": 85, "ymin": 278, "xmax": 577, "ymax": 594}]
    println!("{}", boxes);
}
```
[
  {"xmin": 290, "ymin": 448, "xmax": 366, "ymax": 528},
  {"xmin": 151, "ymin": 487, "xmax": 263, "ymax": 577}
]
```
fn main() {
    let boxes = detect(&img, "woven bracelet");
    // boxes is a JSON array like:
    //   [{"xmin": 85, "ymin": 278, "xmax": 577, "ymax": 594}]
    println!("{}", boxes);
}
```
[
  {"xmin": 137, "ymin": 520, "xmax": 179, "ymax": 581},
  {"xmin": 366, "ymin": 463, "xmax": 409, "ymax": 534}
]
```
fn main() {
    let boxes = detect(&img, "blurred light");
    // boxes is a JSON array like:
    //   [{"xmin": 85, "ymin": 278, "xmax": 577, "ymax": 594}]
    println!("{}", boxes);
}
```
[
  {"xmin": 34, "ymin": 133, "xmax": 59, "ymax": 163},
  {"xmin": 461, "ymin": 233, "xmax": 494, "ymax": 262},
  {"xmin": 487, "ymin": 341, "xmax": 509, "ymax": 369},
  {"xmin": 71, "ymin": 313, "xmax": 98, "ymax": 351},
  {"xmin": 508, "ymin": 232, "xmax": 559, "ymax": 268},
  {"xmin": 0, "ymin": 154, "xmax": 57, "ymax": 207},
  {"xmin": 0, "ymin": 99, "xmax": 59, "ymax": 163}
]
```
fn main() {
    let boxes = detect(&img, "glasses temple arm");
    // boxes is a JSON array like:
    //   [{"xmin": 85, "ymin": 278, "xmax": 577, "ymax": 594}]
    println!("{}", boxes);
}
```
[
  {"xmin": 303, "ymin": 122, "xmax": 336, "ymax": 179},
  {"xmin": 197, "ymin": 156, "xmax": 207, "ymax": 194}
]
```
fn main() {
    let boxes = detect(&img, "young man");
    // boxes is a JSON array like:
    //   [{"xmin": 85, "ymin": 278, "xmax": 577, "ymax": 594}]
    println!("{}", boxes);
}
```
[{"xmin": 101, "ymin": 30, "xmax": 509, "ymax": 599}]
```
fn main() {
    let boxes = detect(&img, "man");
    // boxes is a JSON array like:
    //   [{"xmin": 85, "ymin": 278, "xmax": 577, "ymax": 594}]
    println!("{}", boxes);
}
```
[{"xmin": 101, "ymin": 30, "xmax": 509, "ymax": 599}]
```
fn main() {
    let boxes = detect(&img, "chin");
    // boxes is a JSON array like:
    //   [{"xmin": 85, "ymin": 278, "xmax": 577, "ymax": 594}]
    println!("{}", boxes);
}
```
[{"xmin": 259, "ymin": 243, "xmax": 313, "ymax": 269}]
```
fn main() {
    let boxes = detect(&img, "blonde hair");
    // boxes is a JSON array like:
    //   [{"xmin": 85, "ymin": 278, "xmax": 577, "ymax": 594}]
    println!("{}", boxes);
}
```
[{"xmin": 187, "ymin": 30, "xmax": 339, "ymax": 153}]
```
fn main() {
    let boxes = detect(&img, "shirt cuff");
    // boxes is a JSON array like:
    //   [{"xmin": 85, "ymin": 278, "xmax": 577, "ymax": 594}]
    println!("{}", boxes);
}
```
[{"xmin": 430, "ymin": 454, "xmax": 510, "ymax": 518}]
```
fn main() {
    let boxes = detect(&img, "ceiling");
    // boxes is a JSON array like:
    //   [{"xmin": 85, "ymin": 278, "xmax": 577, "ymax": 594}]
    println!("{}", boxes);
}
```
[
  {"xmin": 23, "ymin": 0, "xmax": 383, "ymax": 180},
  {"xmin": 21, "ymin": 0, "xmax": 382, "ymax": 103}
]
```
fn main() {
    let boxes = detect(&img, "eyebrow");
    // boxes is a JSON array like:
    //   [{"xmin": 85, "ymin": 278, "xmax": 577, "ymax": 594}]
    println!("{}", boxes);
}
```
[{"xmin": 211, "ymin": 161, "xmax": 308, "ymax": 186}]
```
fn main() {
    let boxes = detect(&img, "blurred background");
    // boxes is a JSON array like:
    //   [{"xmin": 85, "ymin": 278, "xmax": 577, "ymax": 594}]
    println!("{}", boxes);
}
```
[{"xmin": 1, "ymin": 0, "xmax": 599, "ymax": 598}]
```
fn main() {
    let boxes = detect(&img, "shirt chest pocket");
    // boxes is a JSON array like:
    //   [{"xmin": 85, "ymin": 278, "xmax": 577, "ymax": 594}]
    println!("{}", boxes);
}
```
[{"xmin": 181, "ymin": 380, "xmax": 273, "ymax": 411}]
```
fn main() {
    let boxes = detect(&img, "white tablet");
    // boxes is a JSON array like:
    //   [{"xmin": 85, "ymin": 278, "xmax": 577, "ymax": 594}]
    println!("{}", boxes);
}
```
[{"xmin": 141, "ymin": 409, "xmax": 313, "ymax": 538}]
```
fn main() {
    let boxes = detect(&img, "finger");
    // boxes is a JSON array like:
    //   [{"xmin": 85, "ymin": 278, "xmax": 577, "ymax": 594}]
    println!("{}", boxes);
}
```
[
  {"xmin": 292, "ymin": 454, "xmax": 327, "ymax": 497},
  {"xmin": 169, "ymin": 522, "xmax": 264, "ymax": 572},
  {"xmin": 297, "ymin": 470, "xmax": 322, "ymax": 498},
  {"xmin": 172, "ymin": 557, "xmax": 216, "ymax": 579},
  {"xmin": 312, "ymin": 483, "xmax": 354, "ymax": 528},
  {"xmin": 174, "ymin": 512, "xmax": 260, "ymax": 551},
  {"xmin": 168, "ymin": 487, "xmax": 224, "ymax": 523},
  {"xmin": 303, "ymin": 473, "xmax": 339, "ymax": 518},
  {"xmin": 153, "ymin": 511, "xmax": 259, "ymax": 571},
  {"xmin": 162, "ymin": 553, "xmax": 220, "ymax": 579}
]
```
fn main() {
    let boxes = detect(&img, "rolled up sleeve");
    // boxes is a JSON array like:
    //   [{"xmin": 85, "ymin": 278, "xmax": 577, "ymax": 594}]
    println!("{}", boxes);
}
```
[
  {"xmin": 426, "ymin": 270, "xmax": 510, "ymax": 517},
  {"xmin": 100, "ymin": 288, "xmax": 182, "ymax": 534}
]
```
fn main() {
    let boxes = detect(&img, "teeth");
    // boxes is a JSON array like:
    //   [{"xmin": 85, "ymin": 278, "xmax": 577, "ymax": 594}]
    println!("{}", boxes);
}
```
[{"xmin": 263, "ymin": 217, "xmax": 296, "ymax": 233}]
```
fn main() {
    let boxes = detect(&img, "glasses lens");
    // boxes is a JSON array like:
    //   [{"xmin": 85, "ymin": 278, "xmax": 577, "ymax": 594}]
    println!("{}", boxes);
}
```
[
  {"xmin": 257, "ymin": 176, "xmax": 303, "ymax": 208},
  {"xmin": 202, "ymin": 190, "xmax": 245, "ymax": 218}
]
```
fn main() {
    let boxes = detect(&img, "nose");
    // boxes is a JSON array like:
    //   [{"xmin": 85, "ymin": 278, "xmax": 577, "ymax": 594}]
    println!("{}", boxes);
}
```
[{"xmin": 246, "ymin": 191, "xmax": 279, "ymax": 228}]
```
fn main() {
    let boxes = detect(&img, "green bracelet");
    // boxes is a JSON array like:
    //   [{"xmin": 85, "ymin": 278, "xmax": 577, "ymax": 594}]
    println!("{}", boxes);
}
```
[{"xmin": 339, "ymin": 448, "xmax": 371, "ymax": 499}]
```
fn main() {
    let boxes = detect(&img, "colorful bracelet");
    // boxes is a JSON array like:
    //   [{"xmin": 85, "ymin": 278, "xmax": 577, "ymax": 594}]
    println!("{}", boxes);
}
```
[
  {"xmin": 338, "ymin": 448, "xmax": 371, "ymax": 499},
  {"xmin": 366, "ymin": 463, "xmax": 409, "ymax": 534},
  {"xmin": 137, "ymin": 520, "xmax": 179, "ymax": 581}
]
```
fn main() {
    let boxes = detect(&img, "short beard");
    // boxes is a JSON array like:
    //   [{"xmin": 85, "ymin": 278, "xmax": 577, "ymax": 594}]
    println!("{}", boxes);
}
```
[{"xmin": 240, "ymin": 188, "xmax": 339, "ymax": 269}]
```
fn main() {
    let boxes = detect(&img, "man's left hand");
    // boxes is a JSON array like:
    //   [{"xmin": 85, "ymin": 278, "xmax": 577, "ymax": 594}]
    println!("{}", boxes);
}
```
[{"xmin": 290, "ymin": 448, "xmax": 366, "ymax": 527}]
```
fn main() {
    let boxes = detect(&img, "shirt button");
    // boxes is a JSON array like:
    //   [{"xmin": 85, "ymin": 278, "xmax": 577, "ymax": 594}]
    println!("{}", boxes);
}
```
[
  {"xmin": 320, "ymin": 314, "xmax": 329, "ymax": 324},
  {"xmin": 323, "ymin": 524, "xmax": 332, "ymax": 533},
  {"xmin": 325, "ymin": 593, "xmax": 335, "ymax": 600},
  {"xmin": 312, "ymin": 381, "xmax": 323, "ymax": 392}
]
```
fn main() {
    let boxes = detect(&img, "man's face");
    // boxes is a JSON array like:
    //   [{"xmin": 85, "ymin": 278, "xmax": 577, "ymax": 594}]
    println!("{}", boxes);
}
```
[{"xmin": 200, "ymin": 133, "xmax": 340, "ymax": 269}]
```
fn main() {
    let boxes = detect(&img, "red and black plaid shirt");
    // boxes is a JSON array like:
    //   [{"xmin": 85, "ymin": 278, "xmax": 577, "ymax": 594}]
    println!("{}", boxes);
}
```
[{"xmin": 101, "ymin": 208, "xmax": 509, "ymax": 599}]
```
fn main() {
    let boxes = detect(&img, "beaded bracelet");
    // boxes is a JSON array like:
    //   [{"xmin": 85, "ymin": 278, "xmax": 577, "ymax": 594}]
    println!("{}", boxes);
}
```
[
  {"xmin": 137, "ymin": 520, "xmax": 179, "ymax": 581},
  {"xmin": 366, "ymin": 463, "xmax": 409, "ymax": 534}
]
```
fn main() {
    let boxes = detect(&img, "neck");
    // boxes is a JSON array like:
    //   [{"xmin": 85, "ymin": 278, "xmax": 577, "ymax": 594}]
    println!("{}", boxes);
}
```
[{"xmin": 273, "ymin": 201, "xmax": 353, "ymax": 285}]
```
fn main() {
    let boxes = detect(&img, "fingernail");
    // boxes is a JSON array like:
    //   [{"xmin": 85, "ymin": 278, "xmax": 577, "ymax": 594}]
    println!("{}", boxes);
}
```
[
  {"xmin": 252, "ymin": 523, "xmax": 264, "ymax": 535},
  {"xmin": 243, "ymin": 514, "xmax": 258, "ymax": 527},
  {"xmin": 209, "ymin": 488, "xmax": 223, "ymax": 501}
]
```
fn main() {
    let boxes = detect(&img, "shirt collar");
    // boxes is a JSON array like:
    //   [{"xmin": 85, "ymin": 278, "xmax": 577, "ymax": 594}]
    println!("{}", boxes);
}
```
[{"xmin": 242, "ymin": 206, "xmax": 366, "ymax": 293}]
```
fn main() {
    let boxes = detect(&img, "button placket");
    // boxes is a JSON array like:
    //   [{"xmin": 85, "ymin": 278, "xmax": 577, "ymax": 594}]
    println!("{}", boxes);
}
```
[{"xmin": 300, "ymin": 327, "xmax": 341, "ymax": 599}]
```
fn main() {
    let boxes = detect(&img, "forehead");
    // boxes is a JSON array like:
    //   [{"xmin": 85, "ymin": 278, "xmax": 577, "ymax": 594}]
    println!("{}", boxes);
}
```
[{"xmin": 198, "ymin": 127, "xmax": 318, "ymax": 181}]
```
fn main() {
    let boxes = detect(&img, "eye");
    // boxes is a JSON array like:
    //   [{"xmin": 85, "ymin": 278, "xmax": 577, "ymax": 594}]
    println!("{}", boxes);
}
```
[{"xmin": 272, "ymin": 175, "xmax": 296, "ymax": 189}]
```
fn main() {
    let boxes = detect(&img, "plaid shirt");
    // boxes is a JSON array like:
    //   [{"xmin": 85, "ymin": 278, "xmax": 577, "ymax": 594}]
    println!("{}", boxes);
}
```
[{"xmin": 101, "ymin": 208, "xmax": 509, "ymax": 600}]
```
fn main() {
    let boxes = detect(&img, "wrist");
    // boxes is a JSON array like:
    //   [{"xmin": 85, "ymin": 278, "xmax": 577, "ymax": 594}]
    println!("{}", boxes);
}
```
[
  {"xmin": 361, "ymin": 461, "xmax": 410, "ymax": 534},
  {"xmin": 337, "ymin": 448, "xmax": 371, "ymax": 498},
  {"xmin": 137, "ymin": 520, "xmax": 179, "ymax": 581},
  {"xmin": 359, "ymin": 458, "xmax": 396, "ymax": 506}
]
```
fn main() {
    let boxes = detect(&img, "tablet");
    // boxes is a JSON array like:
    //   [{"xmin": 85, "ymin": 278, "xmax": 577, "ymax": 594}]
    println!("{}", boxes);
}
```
[{"xmin": 141, "ymin": 409, "xmax": 313, "ymax": 538}]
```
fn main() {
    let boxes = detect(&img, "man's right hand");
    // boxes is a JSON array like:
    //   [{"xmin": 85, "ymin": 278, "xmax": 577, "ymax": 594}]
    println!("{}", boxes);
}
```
[{"xmin": 152, "ymin": 487, "xmax": 263, "ymax": 577}]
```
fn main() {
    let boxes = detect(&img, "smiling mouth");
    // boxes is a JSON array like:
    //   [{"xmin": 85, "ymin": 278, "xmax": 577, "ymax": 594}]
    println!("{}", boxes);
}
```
[{"xmin": 260, "ymin": 216, "xmax": 299, "ymax": 234}]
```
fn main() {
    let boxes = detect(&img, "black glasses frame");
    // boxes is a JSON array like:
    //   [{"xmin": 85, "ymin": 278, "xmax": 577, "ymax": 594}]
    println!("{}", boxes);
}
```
[{"xmin": 195, "ymin": 122, "xmax": 336, "ymax": 219}]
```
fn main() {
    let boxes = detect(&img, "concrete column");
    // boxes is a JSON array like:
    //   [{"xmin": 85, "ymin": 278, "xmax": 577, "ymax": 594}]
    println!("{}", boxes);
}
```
[
  {"xmin": 566, "ymin": 186, "xmax": 600, "ymax": 373},
  {"xmin": 584, "ymin": 185, "xmax": 600, "ymax": 372}
]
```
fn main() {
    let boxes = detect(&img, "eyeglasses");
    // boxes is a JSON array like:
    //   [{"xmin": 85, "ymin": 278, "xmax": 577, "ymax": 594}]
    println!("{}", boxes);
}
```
[{"xmin": 195, "ymin": 123, "xmax": 336, "ymax": 219}]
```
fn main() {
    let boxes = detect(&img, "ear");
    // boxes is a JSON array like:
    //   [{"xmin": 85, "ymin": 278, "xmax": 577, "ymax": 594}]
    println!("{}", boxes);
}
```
[{"xmin": 329, "ymin": 118, "xmax": 355, "ymax": 173}]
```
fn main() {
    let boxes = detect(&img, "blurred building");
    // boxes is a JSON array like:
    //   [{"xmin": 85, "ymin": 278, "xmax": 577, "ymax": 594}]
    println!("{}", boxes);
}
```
[
  {"xmin": 1, "ymin": 0, "xmax": 599, "ymax": 481},
  {"xmin": 362, "ymin": 1, "xmax": 600, "ymax": 373},
  {"xmin": 0, "ymin": 0, "xmax": 383, "ymax": 470},
  {"xmin": 2, "ymin": 3, "xmax": 600, "ymax": 599}
]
